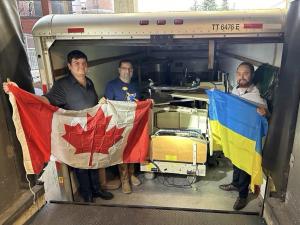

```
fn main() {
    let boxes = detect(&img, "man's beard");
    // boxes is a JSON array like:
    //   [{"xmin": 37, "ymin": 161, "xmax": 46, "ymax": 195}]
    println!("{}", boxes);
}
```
[{"xmin": 237, "ymin": 79, "xmax": 251, "ymax": 88}]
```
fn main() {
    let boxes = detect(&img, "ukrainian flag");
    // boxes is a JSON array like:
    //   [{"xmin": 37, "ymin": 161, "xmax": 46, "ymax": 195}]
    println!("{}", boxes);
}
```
[{"xmin": 206, "ymin": 90, "xmax": 268, "ymax": 191}]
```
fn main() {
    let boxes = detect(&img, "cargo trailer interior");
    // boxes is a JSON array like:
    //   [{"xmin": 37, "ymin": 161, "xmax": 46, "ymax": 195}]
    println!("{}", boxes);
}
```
[
  {"xmin": 48, "ymin": 38, "xmax": 282, "ymax": 99},
  {"xmin": 28, "ymin": 9, "xmax": 285, "ymax": 216},
  {"xmin": 39, "ymin": 36, "xmax": 283, "ymax": 214}
]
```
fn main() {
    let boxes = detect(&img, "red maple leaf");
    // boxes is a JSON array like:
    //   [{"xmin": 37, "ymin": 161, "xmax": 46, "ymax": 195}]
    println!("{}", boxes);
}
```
[{"xmin": 62, "ymin": 107, "xmax": 125, "ymax": 166}]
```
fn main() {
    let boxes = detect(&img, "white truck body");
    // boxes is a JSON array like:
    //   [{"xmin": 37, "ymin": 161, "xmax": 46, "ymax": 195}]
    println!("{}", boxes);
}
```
[{"xmin": 32, "ymin": 10, "xmax": 285, "ymax": 201}]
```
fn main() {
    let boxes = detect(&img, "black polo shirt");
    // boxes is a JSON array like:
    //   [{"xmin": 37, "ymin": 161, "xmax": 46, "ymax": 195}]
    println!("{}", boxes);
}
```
[{"xmin": 44, "ymin": 74, "xmax": 98, "ymax": 110}]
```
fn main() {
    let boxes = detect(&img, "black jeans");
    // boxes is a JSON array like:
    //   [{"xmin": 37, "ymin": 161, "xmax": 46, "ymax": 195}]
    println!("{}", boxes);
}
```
[
  {"xmin": 232, "ymin": 165, "xmax": 251, "ymax": 198},
  {"xmin": 74, "ymin": 168, "xmax": 100, "ymax": 198}
]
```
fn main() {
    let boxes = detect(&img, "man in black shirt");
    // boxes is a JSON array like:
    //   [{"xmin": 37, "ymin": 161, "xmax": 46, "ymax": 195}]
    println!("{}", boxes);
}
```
[{"xmin": 3, "ymin": 50, "xmax": 113, "ymax": 203}]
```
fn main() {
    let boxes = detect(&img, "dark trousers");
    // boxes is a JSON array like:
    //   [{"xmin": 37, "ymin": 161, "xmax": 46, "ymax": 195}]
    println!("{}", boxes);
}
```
[
  {"xmin": 232, "ymin": 165, "xmax": 251, "ymax": 198},
  {"xmin": 74, "ymin": 168, "xmax": 100, "ymax": 198}
]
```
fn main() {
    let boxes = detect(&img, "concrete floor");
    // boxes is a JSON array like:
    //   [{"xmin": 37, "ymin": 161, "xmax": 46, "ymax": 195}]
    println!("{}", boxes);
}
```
[{"xmin": 42, "ymin": 156, "xmax": 262, "ymax": 213}]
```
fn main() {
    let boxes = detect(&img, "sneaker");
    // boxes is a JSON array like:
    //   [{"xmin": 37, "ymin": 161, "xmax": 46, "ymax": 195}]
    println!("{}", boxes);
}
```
[
  {"xmin": 233, "ymin": 197, "xmax": 248, "ymax": 210},
  {"xmin": 93, "ymin": 189, "xmax": 114, "ymax": 200},
  {"xmin": 219, "ymin": 183, "xmax": 238, "ymax": 191},
  {"xmin": 130, "ymin": 175, "xmax": 141, "ymax": 186}
]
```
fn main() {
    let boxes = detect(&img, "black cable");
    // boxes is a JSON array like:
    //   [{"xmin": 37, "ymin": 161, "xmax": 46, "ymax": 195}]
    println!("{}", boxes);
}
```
[
  {"xmin": 157, "ymin": 174, "xmax": 194, "ymax": 189},
  {"xmin": 149, "ymin": 160, "xmax": 197, "ymax": 189}
]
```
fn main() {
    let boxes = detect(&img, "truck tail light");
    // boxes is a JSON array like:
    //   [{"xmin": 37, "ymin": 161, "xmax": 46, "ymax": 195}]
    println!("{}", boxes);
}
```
[
  {"xmin": 174, "ymin": 19, "xmax": 184, "ymax": 25},
  {"xmin": 67, "ymin": 27, "xmax": 84, "ymax": 33},
  {"xmin": 243, "ymin": 23, "xmax": 263, "ymax": 29},
  {"xmin": 157, "ymin": 19, "xmax": 166, "ymax": 25},
  {"xmin": 139, "ymin": 20, "xmax": 149, "ymax": 25}
]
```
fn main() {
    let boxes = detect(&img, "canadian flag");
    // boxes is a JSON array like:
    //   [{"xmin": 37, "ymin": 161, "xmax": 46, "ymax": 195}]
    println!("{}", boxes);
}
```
[{"xmin": 8, "ymin": 86, "xmax": 151, "ymax": 174}]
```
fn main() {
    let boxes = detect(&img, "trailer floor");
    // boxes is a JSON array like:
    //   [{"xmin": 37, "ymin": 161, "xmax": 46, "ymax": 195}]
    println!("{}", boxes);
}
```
[
  {"xmin": 42, "ymin": 156, "xmax": 262, "ymax": 213},
  {"xmin": 27, "ymin": 202, "xmax": 265, "ymax": 225}
]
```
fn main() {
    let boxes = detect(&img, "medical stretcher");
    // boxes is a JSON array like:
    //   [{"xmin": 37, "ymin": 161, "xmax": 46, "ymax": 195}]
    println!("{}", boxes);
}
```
[{"xmin": 140, "ymin": 106, "xmax": 208, "ymax": 177}]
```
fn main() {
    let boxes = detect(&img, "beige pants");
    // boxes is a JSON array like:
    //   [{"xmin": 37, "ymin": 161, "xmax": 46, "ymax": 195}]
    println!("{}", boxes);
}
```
[{"xmin": 118, "ymin": 163, "xmax": 135, "ymax": 182}]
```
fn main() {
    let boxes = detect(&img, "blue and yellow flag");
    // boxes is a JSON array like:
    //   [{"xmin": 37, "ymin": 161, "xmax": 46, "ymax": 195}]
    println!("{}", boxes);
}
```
[{"xmin": 206, "ymin": 90, "xmax": 268, "ymax": 191}]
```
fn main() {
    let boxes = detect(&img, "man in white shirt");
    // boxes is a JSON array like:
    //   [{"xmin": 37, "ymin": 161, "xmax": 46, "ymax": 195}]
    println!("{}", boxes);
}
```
[{"xmin": 219, "ymin": 62, "xmax": 268, "ymax": 210}]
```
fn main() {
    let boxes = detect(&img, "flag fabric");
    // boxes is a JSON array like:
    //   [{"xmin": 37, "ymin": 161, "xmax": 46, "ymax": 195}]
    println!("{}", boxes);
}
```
[
  {"xmin": 206, "ymin": 89, "xmax": 268, "ymax": 191},
  {"xmin": 8, "ymin": 85, "xmax": 152, "ymax": 174}
]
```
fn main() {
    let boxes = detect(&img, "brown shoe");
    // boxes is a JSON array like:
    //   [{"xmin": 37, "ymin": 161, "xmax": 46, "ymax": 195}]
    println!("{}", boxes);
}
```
[
  {"xmin": 130, "ymin": 175, "xmax": 141, "ymax": 186},
  {"xmin": 121, "ymin": 180, "xmax": 132, "ymax": 194},
  {"xmin": 233, "ymin": 197, "xmax": 248, "ymax": 210},
  {"xmin": 128, "ymin": 164, "xmax": 141, "ymax": 186},
  {"xmin": 219, "ymin": 183, "xmax": 238, "ymax": 191},
  {"xmin": 118, "ymin": 164, "xmax": 132, "ymax": 194}
]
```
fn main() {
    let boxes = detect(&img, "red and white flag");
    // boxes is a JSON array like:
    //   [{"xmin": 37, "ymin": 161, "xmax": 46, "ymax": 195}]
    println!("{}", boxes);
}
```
[{"xmin": 8, "ymin": 85, "xmax": 152, "ymax": 174}]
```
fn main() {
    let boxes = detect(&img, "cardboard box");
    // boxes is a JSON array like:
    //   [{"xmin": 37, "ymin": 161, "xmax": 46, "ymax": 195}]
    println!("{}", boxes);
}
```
[{"xmin": 150, "ymin": 136, "xmax": 207, "ymax": 163}]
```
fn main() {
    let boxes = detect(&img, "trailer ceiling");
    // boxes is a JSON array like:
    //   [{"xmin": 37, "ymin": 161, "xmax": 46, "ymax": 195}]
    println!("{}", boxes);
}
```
[{"xmin": 50, "ymin": 37, "xmax": 283, "ymax": 49}]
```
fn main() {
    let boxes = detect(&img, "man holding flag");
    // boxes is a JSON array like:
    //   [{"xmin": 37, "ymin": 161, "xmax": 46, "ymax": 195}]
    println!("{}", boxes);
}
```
[
  {"xmin": 218, "ymin": 62, "xmax": 268, "ymax": 210},
  {"xmin": 3, "ymin": 50, "xmax": 114, "ymax": 203}
]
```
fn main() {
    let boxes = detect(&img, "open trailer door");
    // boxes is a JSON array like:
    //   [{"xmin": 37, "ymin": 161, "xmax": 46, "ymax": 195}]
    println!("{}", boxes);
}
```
[{"xmin": 263, "ymin": 0, "xmax": 300, "ymax": 199}]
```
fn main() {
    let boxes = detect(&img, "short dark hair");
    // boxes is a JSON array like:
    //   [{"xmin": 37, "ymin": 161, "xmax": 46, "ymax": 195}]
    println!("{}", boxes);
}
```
[
  {"xmin": 237, "ymin": 62, "xmax": 254, "ymax": 76},
  {"xmin": 67, "ymin": 50, "xmax": 88, "ymax": 64},
  {"xmin": 119, "ymin": 59, "xmax": 133, "ymax": 68}
]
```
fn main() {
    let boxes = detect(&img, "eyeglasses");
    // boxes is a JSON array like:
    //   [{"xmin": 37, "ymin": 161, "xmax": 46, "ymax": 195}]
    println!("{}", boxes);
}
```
[{"xmin": 120, "ymin": 67, "xmax": 133, "ymax": 72}]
